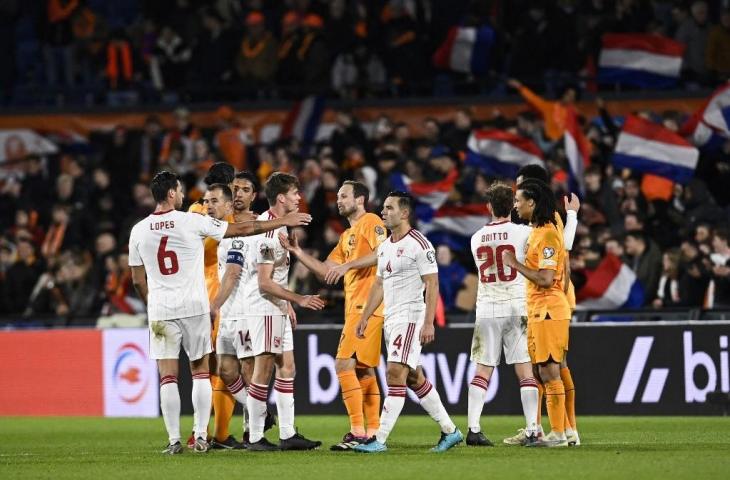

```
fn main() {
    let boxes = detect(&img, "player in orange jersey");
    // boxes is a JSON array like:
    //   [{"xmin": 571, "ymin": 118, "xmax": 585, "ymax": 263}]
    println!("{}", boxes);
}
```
[
  {"xmin": 279, "ymin": 180, "xmax": 387, "ymax": 450},
  {"xmin": 503, "ymin": 178, "xmax": 571, "ymax": 447}
]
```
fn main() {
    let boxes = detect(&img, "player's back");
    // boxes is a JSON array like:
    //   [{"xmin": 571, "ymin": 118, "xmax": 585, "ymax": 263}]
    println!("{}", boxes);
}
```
[
  {"xmin": 377, "ymin": 229, "xmax": 437, "ymax": 318},
  {"xmin": 128, "ymin": 210, "xmax": 227, "ymax": 320},
  {"xmin": 471, "ymin": 221, "xmax": 531, "ymax": 316}
]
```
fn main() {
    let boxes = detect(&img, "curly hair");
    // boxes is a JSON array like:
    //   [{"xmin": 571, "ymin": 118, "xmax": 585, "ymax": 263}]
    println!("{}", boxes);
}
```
[{"xmin": 517, "ymin": 178, "xmax": 556, "ymax": 227}]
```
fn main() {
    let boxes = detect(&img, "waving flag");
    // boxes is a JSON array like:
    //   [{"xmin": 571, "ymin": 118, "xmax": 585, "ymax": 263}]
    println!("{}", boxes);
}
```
[
  {"xmin": 420, "ymin": 204, "xmax": 490, "ymax": 251},
  {"xmin": 432, "ymin": 26, "xmax": 494, "ymax": 75},
  {"xmin": 279, "ymin": 95, "xmax": 325, "ymax": 145},
  {"xmin": 577, "ymin": 254, "xmax": 645, "ymax": 309},
  {"xmin": 466, "ymin": 129, "xmax": 544, "ymax": 178},
  {"xmin": 699, "ymin": 82, "xmax": 730, "ymax": 136},
  {"xmin": 563, "ymin": 110, "xmax": 590, "ymax": 197},
  {"xmin": 389, "ymin": 169, "xmax": 458, "ymax": 211},
  {"xmin": 613, "ymin": 115, "xmax": 698, "ymax": 184},
  {"xmin": 598, "ymin": 33, "xmax": 685, "ymax": 88}
]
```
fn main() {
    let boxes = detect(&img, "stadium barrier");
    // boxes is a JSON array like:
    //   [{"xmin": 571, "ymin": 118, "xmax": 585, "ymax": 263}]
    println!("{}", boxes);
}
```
[{"xmin": 1, "ymin": 321, "xmax": 728, "ymax": 416}]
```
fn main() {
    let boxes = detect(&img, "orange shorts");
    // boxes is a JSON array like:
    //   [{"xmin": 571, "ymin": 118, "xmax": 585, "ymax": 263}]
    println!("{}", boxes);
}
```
[
  {"xmin": 527, "ymin": 319, "xmax": 569, "ymax": 364},
  {"xmin": 337, "ymin": 312, "xmax": 383, "ymax": 368}
]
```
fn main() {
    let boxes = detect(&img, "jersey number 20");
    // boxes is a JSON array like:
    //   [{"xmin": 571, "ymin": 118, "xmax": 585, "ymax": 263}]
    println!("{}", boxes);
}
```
[
  {"xmin": 477, "ymin": 245, "xmax": 516, "ymax": 283},
  {"xmin": 157, "ymin": 236, "xmax": 179, "ymax": 275}
]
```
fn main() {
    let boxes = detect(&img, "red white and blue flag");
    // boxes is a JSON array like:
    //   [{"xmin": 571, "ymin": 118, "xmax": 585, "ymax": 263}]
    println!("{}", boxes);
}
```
[
  {"xmin": 679, "ymin": 83, "xmax": 730, "ymax": 146},
  {"xmin": 466, "ymin": 129, "xmax": 544, "ymax": 178},
  {"xmin": 389, "ymin": 169, "xmax": 458, "ymax": 211},
  {"xmin": 279, "ymin": 95, "xmax": 326, "ymax": 145},
  {"xmin": 577, "ymin": 254, "xmax": 644, "ymax": 309},
  {"xmin": 564, "ymin": 110, "xmax": 590, "ymax": 197},
  {"xmin": 613, "ymin": 115, "xmax": 698, "ymax": 184},
  {"xmin": 420, "ymin": 204, "xmax": 490, "ymax": 251},
  {"xmin": 432, "ymin": 26, "xmax": 494, "ymax": 75},
  {"xmin": 598, "ymin": 33, "xmax": 685, "ymax": 88}
]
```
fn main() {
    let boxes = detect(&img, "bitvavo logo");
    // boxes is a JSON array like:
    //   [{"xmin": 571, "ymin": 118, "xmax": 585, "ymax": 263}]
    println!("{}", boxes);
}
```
[
  {"xmin": 113, "ymin": 343, "xmax": 150, "ymax": 404},
  {"xmin": 616, "ymin": 332, "xmax": 729, "ymax": 403}
]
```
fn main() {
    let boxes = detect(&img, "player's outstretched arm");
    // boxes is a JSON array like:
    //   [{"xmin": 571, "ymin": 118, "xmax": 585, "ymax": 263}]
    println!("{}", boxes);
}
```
[
  {"xmin": 257, "ymin": 263, "xmax": 326, "ymax": 310},
  {"xmin": 224, "ymin": 211, "xmax": 312, "ymax": 238},
  {"xmin": 356, "ymin": 276, "xmax": 383, "ymax": 338},
  {"xmin": 211, "ymin": 264, "xmax": 242, "ymax": 320},
  {"xmin": 563, "ymin": 193, "xmax": 579, "ymax": 251},
  {"xmin": 502, "ymin": 250, "xmax": 555, "ymax": 288},
  {"xmin": 324, "ymin": 250, "xmax": 378, "ymax": 285},
  {"xmin": 130, "ymin": 265, "xmax": 149, "ymax": 305},
  {"xmin": 278, "ymin": 232, "xmax": 336, "ymax": 281},
  {"xmin": 420, "ymin": 273, "xmax": 438, "ymax": 345}
]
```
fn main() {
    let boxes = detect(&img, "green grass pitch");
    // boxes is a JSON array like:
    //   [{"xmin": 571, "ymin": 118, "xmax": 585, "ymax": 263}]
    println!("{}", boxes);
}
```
[{"xmin": 1, "ymin": 416, "xmax": 728, "ymax": 479}]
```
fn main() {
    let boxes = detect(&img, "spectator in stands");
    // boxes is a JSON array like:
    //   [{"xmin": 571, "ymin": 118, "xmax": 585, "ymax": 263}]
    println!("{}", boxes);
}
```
[
  {"xmin": 159, "ymin": 107, "xmax": 200, "ymax": 168},
  {"xmin": 653, "ymin": 249, "xmax": 681, "ymax": 308},
  {"xmin": 189, "ymin": 9, "xmax": 236, "ymax": 88},
  {"xmin": 152, "ymin": 25, "xmax": 191, "ymax": 90},
  {"xmin": 214, "ymin": 105, "xmax": 252, "ymax": 172},
  {"xmin": 330, "ymin": 109, "xmax": 369, "ymax": 163},
  {"xmin": 706, "ymin": 8, "xmax": 730, "ymax": 82},
  {"xmin": 133, "ymin": 115, "xmax": 164, "ymax": 183},
  {"xmin": 276, "ymin": 11, "xmax": 303, "ymax": 92},
  {"xmin": 297, "ymin": 14, "xmax": 330, "ymax": 94},
  {"xmin": 3, "ymin": 238, "xmax": 44, "ymax": 314},
  {"xmin": 235, "ymin": 11, "xmax": 278, "ymax": 95},
  {"xmin": 105, "ymin": 30, "xmax": 134, "ymax": 90},
  {"xmin": 695, "ymin": 223, "xmax": 713, "ymax": 255},
  {"xmin": 678, "ymin": 240, "xmax": 711, "ymax": 306},
  {"xmin": 507, "ymin": 78, "xmax": 577, "ymax": 142},
  {"xmin": 44, "ymin": 0, "xmax": 81, "ymax": 86},
  {"xmin": 381, "ymin": 2, "xmax": 426, "ymax": 94},
  {"xmin": 584, "ymin": 165, "xmax": 622, "ymax": 232},
  {"xmin": 71, "ymin": 4, "xmax": 106, "ymax": 86},
  {"xmin": 436, "ymin": 244, "xmax": 466, "ymax": 311},
  {"xmin": 624, "ymin": 231, "xmax": 662, "ymax": 305},
  {"xmin": 441, "ymin": 107, "xmax": 475, "ymax": 153},
  {"xmin": 508, "ymin": 4, "xmax": 551, "ymax": 92},
  {"xmin": 676, "ymin": 1, "xmax": 711, "ymax": 86},
  {"xmin": 610, "ymin": 0, "xmax": 654, "ymax": 33}
]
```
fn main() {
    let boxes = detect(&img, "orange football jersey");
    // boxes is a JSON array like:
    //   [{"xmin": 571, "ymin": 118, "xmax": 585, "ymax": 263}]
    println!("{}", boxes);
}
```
[{"xmin": 525, "ymin": 222, "xmax": 571, "ymax": 321}]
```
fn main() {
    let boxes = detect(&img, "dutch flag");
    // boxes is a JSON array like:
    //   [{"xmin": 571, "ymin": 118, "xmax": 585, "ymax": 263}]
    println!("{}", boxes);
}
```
[
  {"xmin": 389, "ymin": 170, "xmax": 458, "ymax": 212},
  {"xmin": 613, "ymin": 115, "xmax": 699, "ymax": 184},
  {"xmin": 564, "ymin": 110, "xmax": 590, "ymax": 198},
  {"xmin": 279, "ymin": 95, "xmax": 326, "ymax": 145},
  {"xmin": 465, "ymin": 129, "xmax": 544, "ymax": 178},
  {"xmin": 598, "ymin": 33, "xmax": 685, "ymax": 88},
  {"xmin": 577, "ymin": 254, "xmax": 645, "ymax": 310},
  {"xmin": 432, "ymin": 26, "xmax": 495, "ymax": 75},
  {"xmin": 419, "ymin": 204, "xmax": 490, "ymax": 251}
]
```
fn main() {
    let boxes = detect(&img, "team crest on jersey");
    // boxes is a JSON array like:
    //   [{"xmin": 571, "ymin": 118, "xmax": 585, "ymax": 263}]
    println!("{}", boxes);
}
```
[
  {"xmin": 375, "ymin": 226, "xmax": 386, "ymax": 241},
  {"xmin": 397, "ymin": 248, "xmax": 404, "ymax": 257},
  {"xmin": 273, "ymin": 336, "xmax": 281, "ymax": 348},
  {"xmin": 426, "ymin": 250, "xmax": 436, "ymax": 263},
  {"xmin": 232, "ymin": 239, "xmax": 244, "ymax": 250},
  {"xmin": 543, "ymin": 247, "xmax": 555, "ymax": 259},
  {"xmin": 348, "ymin": 235, "xmax": 355, "ymax": 247}
]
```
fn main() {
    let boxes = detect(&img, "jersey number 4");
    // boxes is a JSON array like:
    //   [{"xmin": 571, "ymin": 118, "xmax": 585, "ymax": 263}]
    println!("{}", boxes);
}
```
[
  {"xmin": 477, "ymin": 245, "xmax": 516, "ymax": 283},
  {"xmin": 157, "ymin": 236, "xmax": 179, "ymax": 275}
]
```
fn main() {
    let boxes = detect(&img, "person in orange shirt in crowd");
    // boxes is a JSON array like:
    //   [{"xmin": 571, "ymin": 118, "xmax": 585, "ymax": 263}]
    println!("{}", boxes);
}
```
[
  {"xmin": 507, "ymin": 78, "xmax": 577, "ymax": 142},
  {"xmin": 235, "ymin": 12, "xmax": 278, "ymax": 93},
  {"xmin": 159, "ymin": 107, "xmax": 201, "ymax": 167},
  {"xmin": 214, "ymin": 105, "xmax": 252, "ymax": 172}
]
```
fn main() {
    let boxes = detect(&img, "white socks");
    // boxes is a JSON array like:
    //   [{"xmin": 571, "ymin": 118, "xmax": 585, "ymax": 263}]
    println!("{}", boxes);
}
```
[
  {"xmin": 274, "ymin": 377, "xmax": 296, "ymax": 439},
  {"xmin": 160, "ymin": 375, "xmax": 181, "ymax": 444},
  {"xmin": 191, "ymin": 373, "xmax": 212, "ymax": 440},
  {"xmin": 519, "ymin": 377, "xmax": 539, "ymax": 434},
  {"xmin": 413, "ymin": 380, "xmax": 456, "ymax": 434},
  {"xmin": 376, "ymin": 385, "xmax": 406, "ymax": 444},
  {"xmin": 226, "ymin": 375, "xmax": 249, "ymax": 432},
  {"xmin": 467, "ymin": 375, "xmax": 489, "ymax": 433},
  {"xmin": 246, "ymin": 383, "xmax": 268, "ymax": 443}
]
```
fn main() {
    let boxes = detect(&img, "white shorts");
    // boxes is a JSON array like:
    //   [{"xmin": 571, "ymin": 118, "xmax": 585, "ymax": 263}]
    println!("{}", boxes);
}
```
[
  {"xmin": 283, "ymin": 317, "xmax": 293, "ymax": 352},
  {"xmin": 471, "ymin": 315, "xmax": 530, "ymax": 367},
  {"xmin": 149, "ymin": 314, "xmax": 212, "ymax": 361},
  {"xmin": 247, "ymin": 315, "xmax": 287, "ymax": 356},
  {"xmin": 216, "ymin": 317, "xmax": 253, "ymax": 359},
  {"xmin": 384, "ymin": 310, "xmax": 425, "ymax": 370}
]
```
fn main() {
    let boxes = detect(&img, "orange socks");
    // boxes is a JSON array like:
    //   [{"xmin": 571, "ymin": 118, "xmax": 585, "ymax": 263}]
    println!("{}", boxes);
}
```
[
  {"xmin": 359, "ymin": 375, "xmax": 381, "ymax": 437},
  {"xmin": 211, "ymin": 374, "xmax": 236, "ymax": 442},
  {"xmin": 561, "ymin": 367, "xmax": 576, "ymax": 430},
  {"xmin": 337, "ymin": 370, "xmax": 365, "ymax": 436},
  {"xmin": 544, "ymin": 379, "xmax": 566, "ymax": 434}
]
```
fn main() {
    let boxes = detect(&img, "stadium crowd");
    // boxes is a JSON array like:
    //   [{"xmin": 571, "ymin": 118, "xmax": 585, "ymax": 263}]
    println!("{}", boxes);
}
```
[{"xmin": 2, "ymin": 0, "xmax": 730, "ymax": 104}]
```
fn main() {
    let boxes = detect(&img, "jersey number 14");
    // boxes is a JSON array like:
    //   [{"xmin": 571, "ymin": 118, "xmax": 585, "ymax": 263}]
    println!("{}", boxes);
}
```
[{"xmin": 476, "ymin": 245, "xmax": 516, "ymax": 283}]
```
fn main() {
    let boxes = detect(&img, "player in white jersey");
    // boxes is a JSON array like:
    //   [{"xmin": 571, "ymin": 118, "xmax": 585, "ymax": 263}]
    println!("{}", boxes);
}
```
[
  {"xmin": 243, "ymin": 172, "xmax": 324, "ymax": 451},
  {"xmin": 353, "ymin": 191, "xmax": 463, "ymax": 453},
  {"xmin": 466, "ymin": 183, "xmax": 540, "ymax": 447},
  {"xmin": 128, "ymin": 171, "xmax": 312, "ymax": 455}
]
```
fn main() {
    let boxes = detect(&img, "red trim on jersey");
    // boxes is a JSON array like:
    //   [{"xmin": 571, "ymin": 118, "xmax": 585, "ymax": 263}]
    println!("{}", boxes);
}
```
[
  {"xmin": 151, "ymin": 209, "xmax": 174, "ymax": 216},
  {"xmin": 402, "ymin": 322, "xmax": 416, "ymax": 364},
  {"xmin": 390, "ymin": 228, "xmax": 414, "ymax": 243},
  {"xmin": 408, "ymin": 229, "xmax": 429, "ymax": 250},
  {"xmin": 485, "ymin": 220, "xmax": 509, "ymax": 227}
]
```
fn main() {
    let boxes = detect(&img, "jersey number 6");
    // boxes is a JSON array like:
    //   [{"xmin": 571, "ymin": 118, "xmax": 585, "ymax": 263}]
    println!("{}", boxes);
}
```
[
  {"xmin": 157, "ymin": 236, "xmax": 179, "ymax": 275},
  {"xmin": 477, "ymin": 245, "xmax": 516, "ymax": 283}
]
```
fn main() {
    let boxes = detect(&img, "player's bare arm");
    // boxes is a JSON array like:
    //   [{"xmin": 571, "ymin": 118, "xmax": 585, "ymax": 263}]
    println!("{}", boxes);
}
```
[
  {"xmin": 257, "ymin": 262, "xmax": 326, "ymax": 310},
  {"xmin": 210, "ymin": 263, "xmax": 242, "ymax": 321},
  {"xmin": 278, "ymin": 231, "xmax": 337, "ymax": 281},
  {"xmin": 130, "ymin": 265, "xmax": 149, "ymax": 304},
  {"xmin": 420, "ymin": 273, "xmax": 438, "ymax": 345},
  {"xmin": 356, "ymin": 276, "xmax": 384, "ymax": 338},
  {"xmin": 287, "ymin": 302, "xmax": 297, "ymax": 329},
  {"xmin": 324, "ymin": 250, "xmax": 378, "ymax": 285},
  {"xmin": 224, "ymin": 211, "xmax": 312, "ymax": 238},
  {"xmin": 502, "ymin": 250, "xmax": 555, "ymax": 288}
]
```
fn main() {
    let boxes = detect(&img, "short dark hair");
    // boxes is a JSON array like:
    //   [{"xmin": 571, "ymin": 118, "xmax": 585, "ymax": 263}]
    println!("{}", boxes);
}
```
[
  {"xmin": 150, "ymin": 171, "xmax": 180, "ymax": 203},
  {"xmin": 517, "ymin": 178, "xmax": 556, "ymax": 227},
  {"xmin": 624, "ymin": 230, "xmax": 646, "ymax": 244},
  {"xmin": 342, "ymin": 180, "xmax": 369, "ymax": 204},
  {"xmin": 386, "ymin": 190, "xmax": 415, "ymax": 223},
  {"xmin": 485, "ymin": 183, "xmax": 514, "ymax": 218},
  {"xmin": 516, "ymin": 164, "xmax": 549, "ymax": 184},
  {"xmin": 204, "ymin": 162, "xmax": 235, "ymax": 186},
  {"xmin": 234, "ymin": 170, "xmax": 258, "ymax": 192},
  {"xmin": 264, "ymin": 172, "xmax": 299, "ymax": 205},
  {"xmin": 208, "ymin": 183, "xmax": 233, "ymax": 201}
]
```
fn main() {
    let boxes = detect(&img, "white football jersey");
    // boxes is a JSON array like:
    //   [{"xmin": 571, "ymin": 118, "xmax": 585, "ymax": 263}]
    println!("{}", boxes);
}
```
[
  {"xmin": 128, "ymin": 209, "xmax": 228, "ymax": 321},
  {"xmin": 471, "ymin": 220, "xmax": 531, "ymax": 315},
  {"xmin": 217, "ymin": 233, "xmax": 257, "ymax": 319},
  {"xmin": 241, "ymin": 210, "xmax": 290, "ymax": 316},
  {"xmin": 376, "ymin": 228, "xmax": 438, "ymax": 318}
]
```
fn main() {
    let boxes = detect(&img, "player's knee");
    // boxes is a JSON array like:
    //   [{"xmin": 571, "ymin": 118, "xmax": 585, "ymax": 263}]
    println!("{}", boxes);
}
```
[
  {"xmin": 335, "ymin": 358, "xmax": 356, "ymax": 374},
  {"xmin": 276, "ymin": 363, "xmax": 296, "ymax": 379},
  {"xmin": 386, "ymin": 366, "xmax": 407, "ymax": 385}
]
